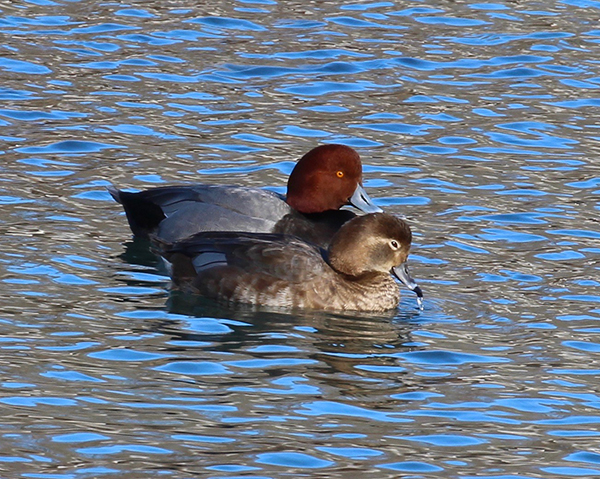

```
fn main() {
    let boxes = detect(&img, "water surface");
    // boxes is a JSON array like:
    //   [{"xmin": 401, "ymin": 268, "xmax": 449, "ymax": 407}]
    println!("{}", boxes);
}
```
[{"xmin": 1, "ymin": 0, "xmax": 600, "ymax": 477}]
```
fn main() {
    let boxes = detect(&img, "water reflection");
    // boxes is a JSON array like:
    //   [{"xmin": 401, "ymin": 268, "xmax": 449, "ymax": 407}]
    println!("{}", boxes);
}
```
[
  {"xmin": 159, "ymin": 292, "xmax": 424, "ymax": 394},
  {"xmin": 2, "ymin": 0, "xmax": 600, "ymax": 476}
]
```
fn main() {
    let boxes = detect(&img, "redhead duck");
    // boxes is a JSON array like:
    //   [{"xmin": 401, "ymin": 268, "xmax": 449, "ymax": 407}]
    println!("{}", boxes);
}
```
[
  {"xmin": 156, "ymin": 213, "xmax": 424, "ymax": 312},
  {"xmin": 109, "ymin": 144, "xmax": 382, "ymax": 247}
]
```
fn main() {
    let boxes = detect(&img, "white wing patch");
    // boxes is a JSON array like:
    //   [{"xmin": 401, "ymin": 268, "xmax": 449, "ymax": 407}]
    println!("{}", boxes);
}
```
[{"xmin": 192, "ymin": 252, "xmax": 228, "ymax": 273}]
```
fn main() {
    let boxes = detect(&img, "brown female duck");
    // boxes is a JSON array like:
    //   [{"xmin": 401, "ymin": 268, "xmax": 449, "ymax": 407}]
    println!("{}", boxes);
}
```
[{"xmin": 157, "ymin": 213, "xmax": 423, "ymax": 312}]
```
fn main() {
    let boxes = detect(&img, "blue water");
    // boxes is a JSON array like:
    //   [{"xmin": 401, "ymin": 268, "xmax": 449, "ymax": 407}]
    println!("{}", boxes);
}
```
[{"xmin": 1, "ymin": 0, "xmax": 600, "ymax": 477}]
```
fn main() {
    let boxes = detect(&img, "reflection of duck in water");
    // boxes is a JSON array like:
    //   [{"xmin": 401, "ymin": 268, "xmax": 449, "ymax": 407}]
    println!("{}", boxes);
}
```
[
  {"xmin": 158, "ymin": 293, "xmax": 425, "ymax": 398},
  {"xmin": 157, "ymin": 213, "xmax": 423, "ymax": 312},
  {"xmin": 109, "ymin": 144, "xmax": 381, "ymax": 248}
]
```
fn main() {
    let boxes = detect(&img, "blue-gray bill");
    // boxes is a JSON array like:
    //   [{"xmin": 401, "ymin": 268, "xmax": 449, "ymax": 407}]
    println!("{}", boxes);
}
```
[
  {"xmin": 349, "ymin": 184, "xmax": 383, "ymax": 214},
  {"xmin": 392, "ymin": 263, "xmax": 424, "ymax": 310}
]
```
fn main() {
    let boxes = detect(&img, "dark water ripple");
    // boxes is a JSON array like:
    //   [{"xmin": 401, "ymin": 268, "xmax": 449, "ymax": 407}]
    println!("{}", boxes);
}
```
[{"xmin": 1, "ymin": 0, "xmax": 600, "ymax": 477}]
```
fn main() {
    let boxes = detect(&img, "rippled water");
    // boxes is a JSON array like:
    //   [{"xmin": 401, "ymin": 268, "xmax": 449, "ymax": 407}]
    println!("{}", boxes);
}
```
[{"xmin": 1, "ymin": 0, "xmax": 600, "ymax": 477}]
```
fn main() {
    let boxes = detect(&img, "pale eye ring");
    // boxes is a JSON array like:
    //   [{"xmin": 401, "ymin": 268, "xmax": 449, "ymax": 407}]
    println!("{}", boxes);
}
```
[
  {"xmin": 336, "ymin": 170, "xmax": 344, "ymax": 178},
  {"xmin": 390, "ymin": 240, "xmax": 399, "ymax": 250}
]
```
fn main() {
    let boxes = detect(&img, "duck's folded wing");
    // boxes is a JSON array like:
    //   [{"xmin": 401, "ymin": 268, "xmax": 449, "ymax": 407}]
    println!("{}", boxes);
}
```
[
  {"xmin": 160, "ymin": 232, "xmax": 328, "ymax": 285},
  {"xmin": 109, "ymin": 185, "xmax": 291, "ymax": 241}
]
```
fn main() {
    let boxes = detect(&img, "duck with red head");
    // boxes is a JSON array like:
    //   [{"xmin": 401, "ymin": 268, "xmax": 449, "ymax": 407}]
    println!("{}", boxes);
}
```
[{"xmin": 109, "ymin": 144, "xmax": 382, "ymax": 247}]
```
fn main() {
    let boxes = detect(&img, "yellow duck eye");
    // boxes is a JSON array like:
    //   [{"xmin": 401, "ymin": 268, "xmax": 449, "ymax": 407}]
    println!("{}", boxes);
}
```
[{"xmin": 336, "ymin": 171, "xmax": 344, "ymax": 178}]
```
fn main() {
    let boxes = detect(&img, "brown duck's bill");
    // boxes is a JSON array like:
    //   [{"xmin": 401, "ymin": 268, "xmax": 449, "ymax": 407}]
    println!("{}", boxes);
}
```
[
  {"xmin": 392, "ymin": 263, "xmax": 424, "ymax": 310},
  {"xmin": 349, "ymin": 184, "xmax": 383, "ymax": 214}
]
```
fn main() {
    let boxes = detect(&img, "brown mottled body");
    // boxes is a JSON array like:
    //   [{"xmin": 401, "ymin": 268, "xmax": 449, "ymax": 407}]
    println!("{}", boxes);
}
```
[{"xmin": 160, "ymin": 213, "xmax": 422, "ymax": 312}]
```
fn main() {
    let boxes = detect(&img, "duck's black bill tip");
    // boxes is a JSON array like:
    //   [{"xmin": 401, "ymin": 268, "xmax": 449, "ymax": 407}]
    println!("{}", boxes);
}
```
[{"xmin": 414, "ymin": 286, "xmax": 424, "ymax": 310}]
